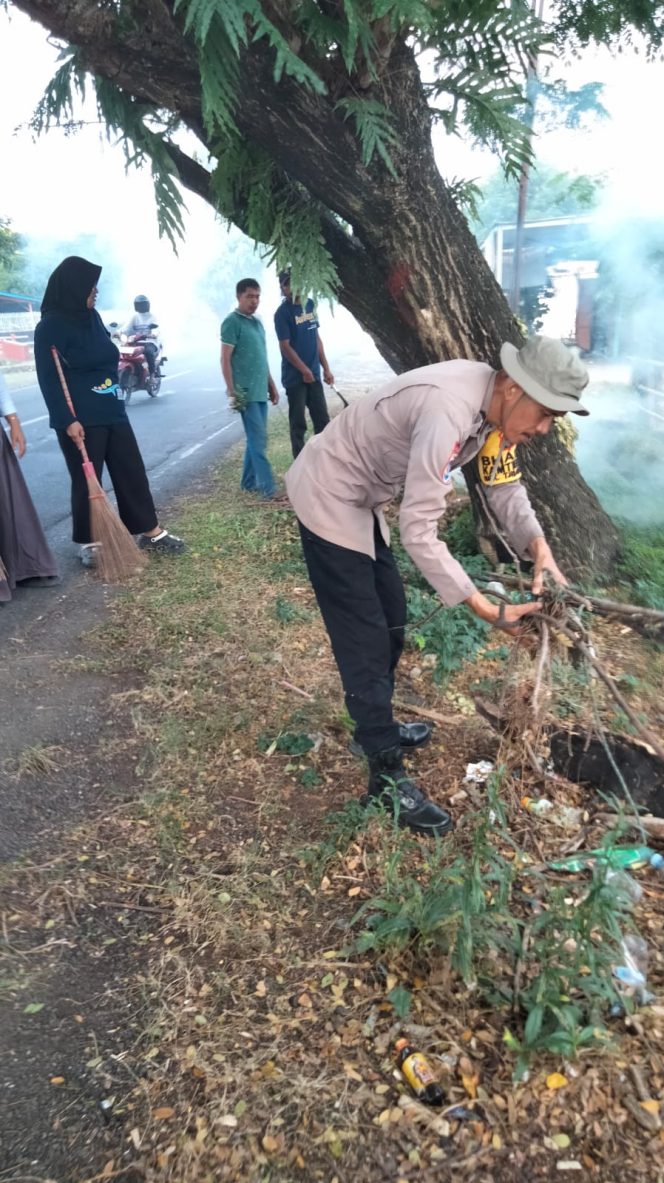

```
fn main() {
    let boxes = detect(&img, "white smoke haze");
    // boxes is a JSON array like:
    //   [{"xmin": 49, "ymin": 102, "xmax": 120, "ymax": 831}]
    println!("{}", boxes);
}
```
[
  {"xmin": 569, "ymin": 210, "xmax": 664, "ymax": 527},
  {"xmin": 433, "ymin": 39, "xmax": 664, "ymax": 528},
  {"xmin": 1, "ymin": 9, "xmax": 662, "ymax": 524}
]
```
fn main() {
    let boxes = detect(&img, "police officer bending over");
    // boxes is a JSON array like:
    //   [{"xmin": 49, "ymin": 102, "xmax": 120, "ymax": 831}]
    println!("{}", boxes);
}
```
[{"xmin": 285, "ymin": 336, "xmax": 589, "ymax": 838}]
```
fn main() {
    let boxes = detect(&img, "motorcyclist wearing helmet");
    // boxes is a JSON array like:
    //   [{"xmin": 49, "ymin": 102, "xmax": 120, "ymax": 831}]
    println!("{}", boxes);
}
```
[{"xmin": 124, "ymin": 295, "xmax": 161, "ymax": 376}]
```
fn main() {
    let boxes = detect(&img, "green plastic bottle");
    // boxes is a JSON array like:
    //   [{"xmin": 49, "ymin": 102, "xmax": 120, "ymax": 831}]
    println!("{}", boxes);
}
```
[{"xmin": 550, "ymin": 845, "xmax": 656, "ymax": 873}]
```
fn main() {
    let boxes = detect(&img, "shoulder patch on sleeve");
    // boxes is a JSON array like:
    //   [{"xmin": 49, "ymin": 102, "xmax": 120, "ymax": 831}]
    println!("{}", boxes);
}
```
[
  {"xmin": 478, "ymin": 429, "xmax": 522, "ymax": 486},
  {"xmin": 442, "ymin": 441, "xmax": 461, "ymax": 483}
]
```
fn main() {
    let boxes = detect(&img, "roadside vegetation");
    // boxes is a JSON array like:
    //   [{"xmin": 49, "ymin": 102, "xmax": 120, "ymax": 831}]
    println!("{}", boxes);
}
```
[
  {"xmin": 617, "ymin": 522, "xmax": 664, "ymax": 610},
  {"xmin": 2, "ymin": 416, "xmax": 663, "ymax": 1182}
]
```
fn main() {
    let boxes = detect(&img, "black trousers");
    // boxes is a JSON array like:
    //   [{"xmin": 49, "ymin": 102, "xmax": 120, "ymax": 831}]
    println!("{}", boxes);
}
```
[
  {"xmin": 298, "ymin": 518, "xmax": 406, "ymax": 754},
  {"xmin": 285, "ymin": 380, "xmax": 330, "ymax": 458},
  {"xmin": 143, "ymin": 340, "xmax": 158, "ymax": 375},
  {"xmin": 56, "ymin": 421, "xmax": 158, "ymax": 544}
]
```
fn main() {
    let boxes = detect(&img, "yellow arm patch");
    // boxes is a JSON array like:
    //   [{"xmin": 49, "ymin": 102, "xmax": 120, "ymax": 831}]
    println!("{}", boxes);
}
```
[{"xmin": 478, "ymin": 429, "xmax": 522, "ymax": 486}]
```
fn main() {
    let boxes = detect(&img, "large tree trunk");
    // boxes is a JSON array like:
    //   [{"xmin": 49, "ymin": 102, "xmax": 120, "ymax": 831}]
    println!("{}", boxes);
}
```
[{"xmin": 12, "ymin": 0, "xmax": 620, "ymax": 579}]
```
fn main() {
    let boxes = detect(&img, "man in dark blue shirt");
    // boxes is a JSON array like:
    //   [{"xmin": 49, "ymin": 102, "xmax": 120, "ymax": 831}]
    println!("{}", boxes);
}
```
[{"xmin": 274, "ymin": 269, "xmax": 335, "ymax": 458}]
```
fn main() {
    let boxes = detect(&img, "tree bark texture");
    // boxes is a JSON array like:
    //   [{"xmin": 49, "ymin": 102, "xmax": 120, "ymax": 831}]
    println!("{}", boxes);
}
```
[{"xmin": 11, "ymin": 0, "xmax": 620, "ymax": 579}]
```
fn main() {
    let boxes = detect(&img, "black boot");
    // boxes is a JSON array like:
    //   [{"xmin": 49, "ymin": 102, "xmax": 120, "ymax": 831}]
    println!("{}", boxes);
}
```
[
  {"xmin": 363, "ymin": 747, "xmax": 453, "ymax": 838},
  {"xmin": 349, "ymin": 719, "xmax": 432, "ymax": 758},
  {"xmin": 398, "ymin": 720, "xmax": 432, "ymax": 749}
]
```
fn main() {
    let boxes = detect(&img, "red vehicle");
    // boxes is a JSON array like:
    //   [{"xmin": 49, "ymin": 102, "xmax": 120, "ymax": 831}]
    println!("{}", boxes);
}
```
[{"xmin": 110, "ymin": 322, "xmax": 164, "ymax": 405}]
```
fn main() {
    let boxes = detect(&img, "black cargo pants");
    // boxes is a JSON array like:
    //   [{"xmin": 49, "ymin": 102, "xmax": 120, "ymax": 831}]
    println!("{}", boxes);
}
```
[
  {"xmin": 298, "ymin": 516, "xmax": 405, "ymax": 754},
  {"xmin": 57, "ymin": 421, "xmax": 158, "ymax": 544},
  {"xmin": 285, "ymin": 380, "xmax": 330, "ymax": 458}
]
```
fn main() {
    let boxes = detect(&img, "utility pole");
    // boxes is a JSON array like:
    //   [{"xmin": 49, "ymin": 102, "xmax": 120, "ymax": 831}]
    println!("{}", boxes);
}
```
[{"xmin": 509, "ymin": 0, "xmax": 544, "ymax": 315}]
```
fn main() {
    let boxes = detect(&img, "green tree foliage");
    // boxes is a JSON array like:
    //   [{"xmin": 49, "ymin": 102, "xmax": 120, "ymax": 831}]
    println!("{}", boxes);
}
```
[
  {"xmin": 534, "ymin": 79, "xmax": 607, "ymax": 132},
  {"xmin": 0, "ymin": 217, "xmax": 27, "ymax": 292},
  {"xmin": 15, "ymin": 0, "xmax": 662, "ymax": 301},
  {"xmin": 30, "ymin": 54, "xmax": 186, "ymax": 248},
  {"xmin": 470, "ymin": 164, "xmax": 605, "ymax": 242},
  {"xmin": 553, "ymin": 0, "xmax": 664, "ymax": 51}
]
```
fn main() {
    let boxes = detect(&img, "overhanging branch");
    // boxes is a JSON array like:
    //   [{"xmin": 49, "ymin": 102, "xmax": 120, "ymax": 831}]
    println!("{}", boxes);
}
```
[{"xmin": 162, "ymin": 139, "xmax": 417, "ymax": 370}]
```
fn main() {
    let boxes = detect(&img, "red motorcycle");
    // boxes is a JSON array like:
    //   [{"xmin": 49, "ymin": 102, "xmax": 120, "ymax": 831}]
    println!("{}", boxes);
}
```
[{"xmin": 115, "ymin": 323, "xmax": 164, "ymax": 405}]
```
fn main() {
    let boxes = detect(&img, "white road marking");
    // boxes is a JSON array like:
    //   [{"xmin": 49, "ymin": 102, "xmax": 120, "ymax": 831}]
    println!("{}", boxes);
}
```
[
  {"xmin": 178, "ymin": 422, "xmax": 235, "ymax": 460},
  {"xmin": 192, "ymin": 407, "xmax": 223, "ymax": 422},
  {"xmin": 11, "ymin": 382, "xmax": 40, "ymax": 394},
  {"xmin": 19, "ymin": 413, "xmax": 49, "ymax": 426},
  {"xmin": 641, "ymin": 406, "xmax": 664, "ymax": 424},
  {"xmin": 160, "ymin": 369, "xmax": 193, "ymax": 382}
]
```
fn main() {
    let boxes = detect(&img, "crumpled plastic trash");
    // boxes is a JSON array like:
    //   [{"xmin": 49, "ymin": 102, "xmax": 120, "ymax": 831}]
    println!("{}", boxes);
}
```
[
  {"xmin": 463, "ymin": 761, "xmax": 494, "ymax": 784},
  {"xmin": 603, "ymin": 869, "xmax": 643, "ymax": 911},
  {"xmin": 444, "ymin": 1104, "xmax": 477, "ymax": 1121},
  {"xmin": 612, "ymin": 934, "xmax": 654, "ymax": 1006},
  {"xmin": 484, "ymin": 581, "xmax": 507, "ymax": 597}
]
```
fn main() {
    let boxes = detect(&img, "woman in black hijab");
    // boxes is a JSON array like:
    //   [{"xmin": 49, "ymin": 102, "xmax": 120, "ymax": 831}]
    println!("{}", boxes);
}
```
[
  {"xmin": 40, "ymin": 255, "xmax": 102, "ymax": 322},
  {"xmin": 34, "ymin": 257, "xmax": 184, "ymax": 566}
]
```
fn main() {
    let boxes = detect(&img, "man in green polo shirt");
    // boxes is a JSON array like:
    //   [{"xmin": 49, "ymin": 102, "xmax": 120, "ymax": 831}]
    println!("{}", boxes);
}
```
[{"xmin": 220, "ymin": 278, "xmax": 281, "ymax": 500}]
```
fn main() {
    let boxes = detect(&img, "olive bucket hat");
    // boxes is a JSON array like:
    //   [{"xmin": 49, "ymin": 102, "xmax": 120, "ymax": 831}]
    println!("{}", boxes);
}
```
[{"xmin": 500, "ymin": 335, "xmax": 590, "ymax": 416}]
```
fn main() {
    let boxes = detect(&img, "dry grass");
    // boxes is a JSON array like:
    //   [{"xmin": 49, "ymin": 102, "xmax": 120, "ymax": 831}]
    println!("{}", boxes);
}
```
[
  {"xmin": 14, "ymin": 742, "xmax": 63, "ymax": 777},
  {"xmin": 2, "ymin": 416, "xmax": 664, "ymax": 1182}
]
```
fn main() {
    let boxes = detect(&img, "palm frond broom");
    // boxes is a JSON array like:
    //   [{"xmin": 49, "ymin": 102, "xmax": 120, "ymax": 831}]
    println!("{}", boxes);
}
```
[{"xmin": 51, "ymin": 346, "xmax": 147, "ymax": 583}]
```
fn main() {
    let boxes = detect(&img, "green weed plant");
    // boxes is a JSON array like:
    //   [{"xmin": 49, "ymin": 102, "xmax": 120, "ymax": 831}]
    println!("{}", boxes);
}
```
[
  {"xmin": 407, "ymin": 586, "xmax": 490, "ymax": 679},
  {"xmin": 391, "ymin": 509, "xmax": 492, "ymax": 678},
  {"xmin": 351, "ymin": 776, "xmax": 629, "ymax": 1075},
  {"xmin": 617, "ymin": 522, "xmax": 664, "ymax": 609}
]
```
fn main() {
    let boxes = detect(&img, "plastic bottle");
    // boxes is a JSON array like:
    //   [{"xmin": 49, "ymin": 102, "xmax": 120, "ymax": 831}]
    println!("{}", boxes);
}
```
[
  {"xmin": 394, "ymin": 1038, "xmax": 444, "ymax": 1106},
  {"xmin": 613, "ymin": 934, "xmax": 651, "ymax": 997},
  {"xmin": 551, "ymin": 845, "xmax": 663, "ymax": 874},
  {"xmin": 521, "ymin": 796, "xmax": 582, "ymax": 830},
  {"xmin": 521, "ymin": 796, "xmax": 554, "ymax": 817},
  {"xmin": 603, "ymin": 868, "xmax": 643, "ymax": 910}
]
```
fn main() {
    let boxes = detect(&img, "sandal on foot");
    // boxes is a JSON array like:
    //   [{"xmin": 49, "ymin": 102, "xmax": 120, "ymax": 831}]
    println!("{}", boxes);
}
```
[{"xmin": 138, "ymin": 530, "xmax": 185, "ymax": 554}]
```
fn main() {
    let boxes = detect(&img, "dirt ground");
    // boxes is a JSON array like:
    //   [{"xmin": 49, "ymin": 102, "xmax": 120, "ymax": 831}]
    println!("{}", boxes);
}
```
[
  {"xmin": 1, "ymin": 415, "xmax": 663, "ymax": 1183},
  {"xmin": 0, "ymin": 576, "xmax": 152, "ymax": 1179}
]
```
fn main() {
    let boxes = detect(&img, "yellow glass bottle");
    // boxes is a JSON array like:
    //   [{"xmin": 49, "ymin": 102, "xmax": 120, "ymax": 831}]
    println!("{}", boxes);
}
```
[{"xmin": 394, "ymin": 1038, "xmax": 444, "ymax": 1106}]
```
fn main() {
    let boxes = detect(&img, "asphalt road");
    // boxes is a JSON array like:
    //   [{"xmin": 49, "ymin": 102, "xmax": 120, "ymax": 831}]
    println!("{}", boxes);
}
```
[{"xmin": 1, "ymin": 353, "xmax": 248, "ymax": 629}]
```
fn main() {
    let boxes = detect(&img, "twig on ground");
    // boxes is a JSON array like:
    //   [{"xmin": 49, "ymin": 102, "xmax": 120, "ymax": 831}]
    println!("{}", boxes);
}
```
[
  {"xmin": 531, "ymin": 621, "xmax": 550, "ymax": 720},
  {"xmin": 564, "ymin": 587, "xmax": 664, "ymax": 630},
  {"xmin": 595, "ymin": 812, "xmax": 664, "ymax": 840},
  {"xmin": 96, "ymin": 901, "xmax": 168, "ymax": 914},
  {"xmin": 477, "ymin": 571, "xmax": 664, "ymax": 633},
  {"xmin": 79, "ymin": 1161, "xmax": 144, "ymax": 1183},
  {"xmin": 523, "ymin": 736, "xmax": 544, "ymax": 777},
  {"xmin": 304, "ymin": 958, "xmax": 373, "ymax": 970},
  {"xmin": 541, "ymin": 612, "xmax": 664, "ymax": 762},
  {"xmin": 393, "ymin": 699, "xmax": 465, "ymax": 725},
  {"xmin": 588, "ymin": 691, "xmax": 647, "ymax": 834},
  {"xmin": 629, "ymin": 1063, "xmax": 651, "ymax": 1102},
  {"xmin": 18, "ymin": 939, "xmax": 77, "ymax": 955},
  {"xmin": 512, "ymin": 921, "xmax": 532, "ymax": 1015},
  {"xmin": 0, "ymin": 1177, "xmax": 62, "ymax": 1183},
  {"xmin": 279, "ymin": 679, "xmax": 314, "ymax": 700}
]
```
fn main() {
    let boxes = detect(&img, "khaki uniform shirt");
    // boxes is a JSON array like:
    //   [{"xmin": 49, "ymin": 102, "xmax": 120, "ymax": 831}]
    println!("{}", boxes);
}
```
[{"xmin": 284, "ymin": 360, "xmax": 543, "ymax": 606}]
